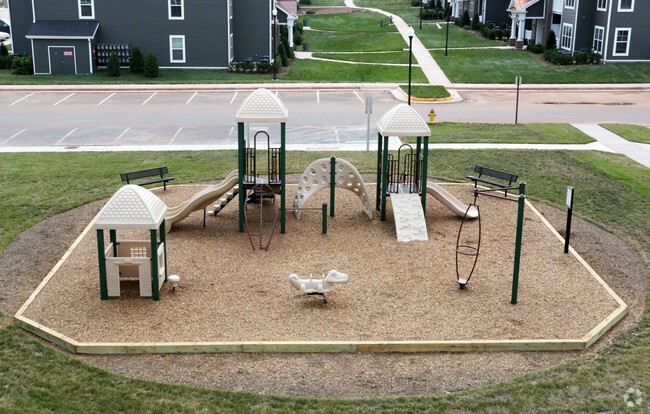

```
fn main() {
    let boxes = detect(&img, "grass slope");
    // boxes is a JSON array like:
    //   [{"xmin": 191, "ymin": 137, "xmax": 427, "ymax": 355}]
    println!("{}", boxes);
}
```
[
  {"xmin": 0, "ymin": 149, "xmax": 647, "ymax": 412},
  {"xmin": 284, "ymin": 59, "xmax": 428, "ymax": 82},
  {"xmin": 600, "ymin": 123, "xmax": 650, "ymax": 144}
]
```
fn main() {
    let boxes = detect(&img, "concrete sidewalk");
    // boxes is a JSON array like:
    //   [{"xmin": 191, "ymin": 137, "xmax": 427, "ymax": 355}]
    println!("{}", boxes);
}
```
[
  {"xmin": 344, "ymin": 0, "xmax": 452, "ymax": 87},
  {"xmin": 572, "ymin": 124, "xmax": 650, "ymax": 168}
]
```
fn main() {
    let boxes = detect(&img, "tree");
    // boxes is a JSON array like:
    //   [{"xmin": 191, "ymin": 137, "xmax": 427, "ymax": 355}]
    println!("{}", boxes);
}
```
[
  {"xmin": 545, "ymin": 30, "xmax": 557, "ymax": 50},
  {"xmin": 144, "ymin": 52, "xmax": 159, "ymax": 78},
  {"xmin": 106, "ymin": 52, "xmax": 121, "ymax": 77},
  {"xmin": 471, "ymin": 13, "xmax": 480, "ymax": 30},
  {"xmin": 0, "ymin": 43, "xmax": 8, "ymax": 57},
  {"xmin": 460, "ymin": 10, "xmax": 471, "ymax": 27},
  {"xmin": 130, "ymin": 47, "xmax": 144, "ymax": 74},
  {"xmin": 278, "ymin": 43, "xmax": 289, "ymax": 67}
]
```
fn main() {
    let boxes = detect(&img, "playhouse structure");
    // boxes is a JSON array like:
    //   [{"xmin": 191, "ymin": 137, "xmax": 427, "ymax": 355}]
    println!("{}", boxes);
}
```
[{"xmin": 94, "ymin": 185, "xmax": 168, "ymax": 301}]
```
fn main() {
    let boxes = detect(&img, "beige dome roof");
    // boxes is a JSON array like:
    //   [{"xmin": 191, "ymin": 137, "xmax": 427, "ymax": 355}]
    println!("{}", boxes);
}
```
[
  {"xmin": 376, "ymin": 104, "xmax": 430, "ymax": 137},
  {"xmin": 95, "ymin": 185, "xmax": 168, "ymax": 230},
  {"xmin": 235, "ymin": 88, "xmax": 289, "ymax": 123}
]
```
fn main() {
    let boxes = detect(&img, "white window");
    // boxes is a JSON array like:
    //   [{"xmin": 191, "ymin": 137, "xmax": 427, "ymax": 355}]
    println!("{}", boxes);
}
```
[
  {"xmin": 597, "ymin": 0, "xmax": 607, "ymax": 10},
  {"xmin": 613, "ymin": 28, "xmax": 631, "ymax": 56},
  {"xmin": 564, "ymin": 0, "xmax": 575, "ymax": 9},
  {"xmin": 593, "ymin": 26, "xmax": 604, "ymax": 54},
  {"xmin": 618, "ymin": 0, "xmax": 634, "ymax": 11},
  {"xmin": 561, "ymin": 23, "xmax": 573, "ymax": 50},
  {"xmin": 170, "ymin": 35, "xmax": 186, "ymax": 63},
  {"xmin": 169, "ymin": 0, "xmax": 184, "ymax": 19},
  {"xmin": 78, "ymin": 0, "xmax": 94, "ymax": 19}
]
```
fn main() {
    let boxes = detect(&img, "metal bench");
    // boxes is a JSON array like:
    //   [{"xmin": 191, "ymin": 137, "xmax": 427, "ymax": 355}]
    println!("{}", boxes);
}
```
[
  {"xmin": 467, "ymin": 165, "xmax": 518, "ymax": 196},
  {"xmin": 120, "ymin": 167, "xmax": 174, "ymax": 190}
]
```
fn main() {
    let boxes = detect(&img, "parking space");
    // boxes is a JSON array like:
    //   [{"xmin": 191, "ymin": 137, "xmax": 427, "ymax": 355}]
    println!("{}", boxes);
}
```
[
  {"xmin": 190, "ymin": 91, "xmax": 241, "ymax": 106},
  {"xmin": 100, "ymin": 92, "xmax": 159, "ymax": 107},
  {"xmin": 115, "ymin": 126, "xmax": 183, "ymax": 146},
  {"xmin": 62, "ymin": 92, "xmax": 118, "ymax": 106},
  {"xmin": 1, "ymin": 126, "xmax": 75, "ymax": 146},
  {"xmin": 172, "ymin": 126, "xmax": 233, "ymax": 145},
  {"xmin": 59, "ymin": 126, "xmax": 135, "ymax": 146},
  {"xmin": 0, "ymin": 92, "xmax": 31, "ymax": 106}
]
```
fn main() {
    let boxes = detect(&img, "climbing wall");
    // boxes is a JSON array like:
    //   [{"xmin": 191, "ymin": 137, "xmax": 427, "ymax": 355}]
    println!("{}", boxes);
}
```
[{"xmin": 390, "ymin": 193, "xmax": 428, "ymax": 242}]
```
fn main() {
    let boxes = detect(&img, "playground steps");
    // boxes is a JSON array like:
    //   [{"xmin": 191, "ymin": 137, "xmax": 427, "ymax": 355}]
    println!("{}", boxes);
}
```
[
  {"xmin": 389, "ymin": 193, "xmax": 428, "ymax": 242},
  {"xmin": 209, "ymin": 187, "xmax": 238, "ymax": 216}
]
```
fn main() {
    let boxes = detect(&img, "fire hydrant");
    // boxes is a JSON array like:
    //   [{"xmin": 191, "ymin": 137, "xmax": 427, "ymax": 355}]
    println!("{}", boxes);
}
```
[{"xmin": 429, "ymin": 109, "xmax": 436, "ymax": 123}]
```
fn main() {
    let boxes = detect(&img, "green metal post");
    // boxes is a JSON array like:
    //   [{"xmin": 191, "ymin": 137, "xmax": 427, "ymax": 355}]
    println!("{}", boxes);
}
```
[
  {"xmin": 330, "ymin": 156, "xmax": 336, "ymax": 217},
  {"xmin": 281, "ymin": 122, "xmax": 286, "ymax": 234},
  {"xmin": 160, "ymin": 220, "xmax": 167, "ymax": 283},
  {"xmin": 415, "ymin": 137, "xmax": 421, "ymax": 192},
  {"xmin": 381, "ymin": 136, "xmax": 389, "ymax": 221},
  {"xmin": 109, "ymin": 229, "xmax": 117, "ymax": 257},
  {"xmin": 511, "ymin": 182, "xmax": 526, "ymax": 305},
  {"xmin": 238, "ymin": 122, "xmax": 245, "ymax": 233},
  {"xmin": 151, "ymin": 229, "xmax": 160, "ymax": 301},
  {"xmin": 97, "ymin": 229, "xmax": 107, "ymax": 300},
  {"xmin": 376, "ymin": 132, "xmax": 382, "ymax": 211},
  {"xmin": 322, "ymin": 203, "xmax": 327, "ymax": 234},
  {"xmin": 421, "ymin": 136, "xmax": 429, "ymax": 213}
]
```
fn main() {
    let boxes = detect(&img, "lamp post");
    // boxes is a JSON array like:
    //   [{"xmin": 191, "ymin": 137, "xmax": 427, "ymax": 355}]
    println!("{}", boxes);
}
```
[
  {"xmin": 444, "ymin": 0, "xmax": 450, "ymax": 56},
  {"xmin": 407, "ymin": 26, "xmax": 414, "ymax": 106},
  {"xmin": 272, "ymin": 7, "xmax": 278, "ymax": 81},
  {"xmin": 419, "ymin": 0, "xmax": 423, "ymax": 30}
]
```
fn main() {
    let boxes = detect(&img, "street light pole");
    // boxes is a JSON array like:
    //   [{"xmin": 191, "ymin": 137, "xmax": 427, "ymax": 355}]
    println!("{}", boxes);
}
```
[
  {"xmin": 272, "ymin": 7, "xmax": 278, "ymax": 81},
  {"xmin": 444, "ymin": 1, "xmax": 450, "ymax": 56},
  {"xmin": 419, "ymin": 0, "xmax": 423, "ymax": 30},
  {"xmin": 407, "ymin": 26, "xmax": 414, "ymax": 106}
]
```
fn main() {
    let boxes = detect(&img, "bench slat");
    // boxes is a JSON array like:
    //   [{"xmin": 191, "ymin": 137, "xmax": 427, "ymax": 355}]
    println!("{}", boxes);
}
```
[
  {"xmin": 473, "ymin": 165, "xmax": 518, "ymax": 182},
  {"xmin": 120, "ymin": 167, "xmax": 173, "ymax": 190}
]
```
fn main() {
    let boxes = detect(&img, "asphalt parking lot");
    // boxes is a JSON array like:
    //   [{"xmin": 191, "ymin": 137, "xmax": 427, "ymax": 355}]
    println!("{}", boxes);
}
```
[{"xmin": 1, "ymin": 89, "xmax": 400, "ymax": 150}]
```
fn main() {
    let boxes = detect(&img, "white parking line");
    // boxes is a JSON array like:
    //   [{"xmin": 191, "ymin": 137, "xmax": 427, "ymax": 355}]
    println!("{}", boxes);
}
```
[
  {"xmin": 353, "ymin": 90, "xmax": 364, "ymax": 103},
  {"xmin": 113, "ymin": 127, "xmax": 130, "ymax": 144},
  {"xmin": 317, "ymin": 91, "xmax": 320, "ymax": 104},
  {"xmin": 97, "ymin": 92, "xmax": 116, "ymax": 106},
  {"xmin": 56, "ymin": 128, "xmax": 77, "ymax": 145},
  {"xmin": 10, "ymin": 93, "xmax": 35, "ymax": 106},
  {"xmin": 168, "ymin": 127, "xmax": 183, "ymax": 145},
  {"xmin": 436, "ymin": 23, "xmax": 441, "ymax": 29},
  {"xmin": 53, "ymin": 93, "xmax": 75, "ymax": 106},
  {"xmin": 229, "ymin": 91, "xmax": 238, "ymax": 104},
  {"xmin": 1, "ymin": 128, "xmax": 27, "ymax": 144},
  {"xmin": 333, "ymin": 126, "xmax": 340, "ymax": 143},
  {"xmin": 186, "ymin": 92, "xmax": 198, "ymax": 105},
  {"xmin": 142, "ymin": 92, "xmax": 157, "ymax": 106},
  {"xmin": 228, "ymin": 126, "xmax": 234, "ymax": 136}
]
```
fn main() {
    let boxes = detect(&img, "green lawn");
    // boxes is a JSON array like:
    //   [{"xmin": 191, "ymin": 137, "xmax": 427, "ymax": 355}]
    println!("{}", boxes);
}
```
[
  {"xmin": 306, "ymin": 0, "xmax": 346, "ymax": 5},
  {"xmin": 418, "ymin": 23, "xmax": 505, "ymax": 48},
  {"xmin": 600, "ymin": 123, "xmax": 650, "ymax": 144},
  {"xmin": 400, "ymin": 84, "xmax": 451, "ymax": 99},
  {"xmin": 0, "ymin": 149, "xmax": 647, "ymax": 412},
  {"xmin": 284, "ymin": 58, "xmax": 428, "ymax": 82},
  {"xmin": 312, "ymin": 51, "xmax": 411, "ymax": 64},
  {"xmin": 405, "ymin": 122, "xmax": 596, "ymax": 144},
  {"xmin": 432, "ymin": 49, "xmax": 650, "ymax": 83},
  {"xmin": 302, "ymin": 29, "xmax": 406, "ymax": 51},
  {"xmin": 300, "ymin": 11, "xmax": 397, "ymax": 32}
]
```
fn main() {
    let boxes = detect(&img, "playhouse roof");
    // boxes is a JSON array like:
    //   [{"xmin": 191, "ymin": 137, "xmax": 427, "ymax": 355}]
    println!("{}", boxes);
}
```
[
  {"xmin": 94, "ymin": 185, "xmax": 168, "ymax": 230},
  {"xmin": 376, "ymin": 104, "xmax": 430, "ymax": 137},
  {"xmin": 235, "ymin": 88, "xmax": 289, "ymax": 123}
]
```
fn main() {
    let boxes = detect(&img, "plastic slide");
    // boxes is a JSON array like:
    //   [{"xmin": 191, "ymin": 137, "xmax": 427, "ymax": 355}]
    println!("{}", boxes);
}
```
[
  {"xmin": 425, "ymin": 183, "xmax": 479, "ymax": 219},
  {"xmin": 165, "ymin": 170, "xmax": 239, "ymax": 232}
]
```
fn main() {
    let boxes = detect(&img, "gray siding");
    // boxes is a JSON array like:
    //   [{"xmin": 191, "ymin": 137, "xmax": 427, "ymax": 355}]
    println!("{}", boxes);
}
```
[
  {"xmin": 7, "ymin": 0, "xmax": 33, "ymax": 56},
  {"xmin": 560, "ymin": 3, "xmax": 577, "ymax": 50},
  {"xmin": 573, "ymin": 0, "xmax": 596, "ymax": 52},
  {"xmin": 485, "ymin": 0, "xmax": 510, "ymax": 28},
  {"xmin": 606, "ymin": 0, "xmax": 650, "ymax": 60},
  {"xmin": 233, "ymin": 0, "xmax": 271, "ymax": 61}
]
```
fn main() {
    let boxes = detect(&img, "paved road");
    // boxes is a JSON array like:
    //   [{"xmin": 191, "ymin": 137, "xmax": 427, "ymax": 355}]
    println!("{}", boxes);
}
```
[{"xmin": 1, "ymin": 87, "xmax": 648, "ymax": 151}]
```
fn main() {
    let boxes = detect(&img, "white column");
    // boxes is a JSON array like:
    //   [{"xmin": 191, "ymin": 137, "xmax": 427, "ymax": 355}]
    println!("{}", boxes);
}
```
[
  {"xmin": 517, "ymin": 13, "xmax": 526, "ymax": 42},
  {"xmin": 454, "ymin": 0, "xmax": 461, "ymax": 19},
  {"xmin": 287, "ymin": 17, "xmax": 295, "ymax": 47},
  {"xmin": 510, "ymin": 14, "xmax": 517, "ymax": 40}
]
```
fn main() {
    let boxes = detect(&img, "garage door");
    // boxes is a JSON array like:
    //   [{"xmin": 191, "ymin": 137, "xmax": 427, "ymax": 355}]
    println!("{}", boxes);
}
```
[{"xmin": 50, "ymin": 47, "xmax": 76, "ymax": 74}]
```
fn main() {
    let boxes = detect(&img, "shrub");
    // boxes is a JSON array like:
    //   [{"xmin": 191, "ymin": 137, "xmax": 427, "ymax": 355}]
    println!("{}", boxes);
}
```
[
  {"xmin": 481, "ymin": 26, "xmax": 495, "ymax": 39},
  {"xmin": 411, "ymin": 0, "xmax": 421, "ymax": 6},
  {"xmin": 543, "ymin": 49, "xmax": 574, "ymax": 65},
  {"xmin": 11, "ymin": 57, "xmax": 34, "ymax": 75},
  {"xmin": 545, "ymin": 30, "xmax": 557, "ymax": 50},
  {"xmin": 0, "ymin": 43, "xmax": 8, "ymax": 57},
  {"xmin": 130, "ymin": 46, "xmax": 144, "ymax": 74},
  {"xmin": 471, "ymin": 14, "xmax": 480, "ymax": 30},
  {"xmin": 106, "ymin": 52, "xmax": 121, "ymax": 77},
  {"xmin": 144, "ymin": 51, "xmax": 159, "ymax": 78},
  {"xmin": 454, "ymin": 19, "xmax": 461, "ymax": 26},
  {"xmin": 256, "ymin": 61, "xmax": 272, "ymax": 74},
  {"xmin": 295, "ymin": 21, "xmax": 303, "ymax": 35},
  {"xmin": 301, "ymin": 0, "xmax": 311, "ymax": 4},
  {"xmin": 527, "ymin": 43, "xmax": 545, "ymax": 54},
  {"xmin": 294, "ymin": 32, "xmax": 304, "ymax": 46},
  {"xmin": 0, "ymin": 55, "xmax": 11, "ymax": 70},
  {"xmin": 274, "ymin": 58, "xmax": 282, "ymax": 75},
  {"xmin": 278, "ymin": 43, "xmax": 289, "ymax": 67},
  {"xmin": 435, "ymin": 0, "xmax": 443, "ymax": 10},
  {"xmin": 494, "ymin": 29, "xmax": 504, "ymax": 40},
  {"xmin": 460, "ymin": 10, "xmax": 471, "ymax": 27}
]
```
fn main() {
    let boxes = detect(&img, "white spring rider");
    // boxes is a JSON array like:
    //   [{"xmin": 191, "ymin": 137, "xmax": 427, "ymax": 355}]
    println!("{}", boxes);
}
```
[{"xmin": 288, "ymin": 269, "xmax": 348, "ymax": 303}]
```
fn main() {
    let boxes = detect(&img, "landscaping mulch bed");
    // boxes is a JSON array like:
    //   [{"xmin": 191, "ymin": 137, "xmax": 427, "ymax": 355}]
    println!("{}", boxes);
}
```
[{"xmin": 1, "ymin": 179, "xmax": 645, "ymax": 398}]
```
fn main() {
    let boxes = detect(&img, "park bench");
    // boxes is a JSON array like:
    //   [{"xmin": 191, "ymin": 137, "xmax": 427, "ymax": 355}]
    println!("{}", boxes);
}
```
[
  {"xmin": 467, "ymin": 165, "xmax": 518, "ymax": 196},
  {"xmin": 120, "ymin": 167, "xmax": 174, "ymax": 190}
]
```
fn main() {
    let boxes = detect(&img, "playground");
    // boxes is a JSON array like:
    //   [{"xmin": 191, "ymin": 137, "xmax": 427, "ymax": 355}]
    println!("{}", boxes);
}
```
[{"xmin": 13, "ymin": 89, "xmax": 627, "ymax": 354}]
